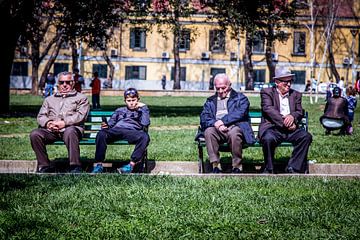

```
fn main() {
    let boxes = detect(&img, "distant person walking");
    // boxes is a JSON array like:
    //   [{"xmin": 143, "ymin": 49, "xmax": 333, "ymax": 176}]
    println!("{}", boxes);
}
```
[
  {"xmin": 161, "ymin": 75, "xmax": 166, "ymax": 90},
  {"xmin": 73, "ymin": 68, "xmax": 84, "ymax": 92},
  {"xmin": 346, "ymin": 86, "xmax": 357, "ymax": 135},
  {"xmin": 90, "ymin": 72, "xmax": 101, "ymax": 109},
  {"xmin": 44, "ymin": 72, "xmax": 55, "ymax": 97}
]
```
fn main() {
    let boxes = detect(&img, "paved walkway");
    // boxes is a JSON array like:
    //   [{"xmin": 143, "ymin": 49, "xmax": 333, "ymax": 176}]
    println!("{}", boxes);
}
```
[{"xmin": 1, "ymin": 160, "xmax": 360, "ymax": 178}]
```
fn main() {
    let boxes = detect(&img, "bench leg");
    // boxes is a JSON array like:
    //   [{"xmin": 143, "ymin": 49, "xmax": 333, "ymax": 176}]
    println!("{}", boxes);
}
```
[
  {"xmin": 144, "ymin": 150, "xmax": 149, "ymax": 173},
  {"xmin": 198, "ymin": 145, "xmax": 205, "ymax": 173}
]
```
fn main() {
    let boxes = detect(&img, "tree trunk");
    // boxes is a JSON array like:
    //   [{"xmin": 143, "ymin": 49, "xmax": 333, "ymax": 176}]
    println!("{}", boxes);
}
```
[
  {"xmin": 39, "ymin": 35, "xmax": 63, "ymax": 88},
  {"xmin": 70, "ymin": 39, "xmax": 78, "ymax": 71},
  {"xmin": 244, "ymin": 33, "xmax": 254, "ymax": 90},
  {"xmin": 265, "ymin": 27, "xmax": 275, "ymax": 83},
  {"xmin": 0, "ymin": 0, "xmax": 34, "ymax": 113},
  {"xmin": 30, "ymin": 42, "xmax": 40, "ymax": 95},
  {"xmin": 173, "ymin": 28, "xmax": 181, "ymax": 89},
  {"xmin": 103, "ymin": 52, "xmax": 115, "ymax": 88},
  {"xmin": 328, "ymin": 40, "xmax": 340, "ymax": 82}
]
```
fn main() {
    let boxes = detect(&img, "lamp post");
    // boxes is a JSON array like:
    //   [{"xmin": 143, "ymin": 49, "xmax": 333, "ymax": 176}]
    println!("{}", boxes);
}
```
[{"xmin": 350, "ymin": 29, "xmax": 358, "ymax": 86}]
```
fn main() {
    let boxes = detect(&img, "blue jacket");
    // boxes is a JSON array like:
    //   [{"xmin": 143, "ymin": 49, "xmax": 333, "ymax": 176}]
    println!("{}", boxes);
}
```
[
  {"xmin": 108, "ymin": 105, "xmax": 150, "ymax": 131},
  {"xmin": 200, "ymin": 89, "xmax": 255, "ymax": 145}
]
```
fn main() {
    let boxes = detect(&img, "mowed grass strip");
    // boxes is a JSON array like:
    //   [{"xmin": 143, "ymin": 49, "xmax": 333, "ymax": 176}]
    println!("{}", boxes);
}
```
[{"xmin": 0, "ymin": 174, "xmax": 359, "ymax": 239}]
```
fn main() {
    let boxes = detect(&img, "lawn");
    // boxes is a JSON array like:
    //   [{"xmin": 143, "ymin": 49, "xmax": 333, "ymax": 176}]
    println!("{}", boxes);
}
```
[
  {"xmin": 0, "ymin": 94, "xmax": 359, "ymax": 163},
  {"xmin": 0, "ymin": 174, "xmax": 359, "ymax": 239}
]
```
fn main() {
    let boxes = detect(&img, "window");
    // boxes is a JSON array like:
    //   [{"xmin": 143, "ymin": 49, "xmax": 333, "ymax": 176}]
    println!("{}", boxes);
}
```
[
  {"xmin": 125, "ymin": 66, "xmax": 147, "ymax": 80},
  {"xmin": 130, "ymin": 28, "xmax": 146, "ymax": 50},
  {"xmin": 92, "ymin": 64, "xmax": 108, "ymax": 78},
  {"xmin": 209, "ymin": 30, "xmax": 225, "ymax": 52},
  {"xmin": 292, "ymin": 70, "xmax": 306, "ymax": 84},
  {"xmin": 254, "ymin": 69, "xmax": 266, "ymax": 83},
  {"xmin": 11, "ymin": 62, "xmax": 28, "ymax": 76},
  {"xmin": 209, "ymin": 68, "xmax": 226, "ymax": 90},
  {"xmin": 293, "ymin": 32, "xmax": 306, "ymax": 55},
  {"xmin": 171, "ymin": 67, "xmax": 186, "ymax": 81},
  {"xmin": 252, "ymin": 31, "xmax": 265, "ymax": 53},
  {"xmin": 54, "ymin": 63, "xmax": 69, "ymax": 76},
  {"xmin": 179, "ymin": 29, "xmax": 191, "ymax": 51}
]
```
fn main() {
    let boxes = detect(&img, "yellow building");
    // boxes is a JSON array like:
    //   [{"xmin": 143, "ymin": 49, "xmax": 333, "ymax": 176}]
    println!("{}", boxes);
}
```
[{"xmin": 11, "ymin": 0, "xmax": 360, "ymax": 91}]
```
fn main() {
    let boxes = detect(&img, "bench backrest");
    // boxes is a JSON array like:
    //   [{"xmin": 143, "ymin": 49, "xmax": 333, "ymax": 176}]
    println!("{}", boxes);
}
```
[
  {"xmin": 249, "ymin": 111, "xmax": 308, "ymax": 139},
  {"xmin": 83, "ymin": 111, "xmax": 114, "ymax": 139}
]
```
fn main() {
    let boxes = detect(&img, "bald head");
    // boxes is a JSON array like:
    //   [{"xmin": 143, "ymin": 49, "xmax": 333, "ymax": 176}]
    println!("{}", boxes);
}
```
[{"xmin": 214, "ymin": 73, "xmax": 231, "ymax": 99}]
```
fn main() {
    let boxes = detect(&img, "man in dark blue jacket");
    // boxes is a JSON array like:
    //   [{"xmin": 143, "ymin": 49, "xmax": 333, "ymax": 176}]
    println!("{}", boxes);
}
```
[{"xmin": 200, "ymin": 74, "xmax": 255, "ymax": 173}]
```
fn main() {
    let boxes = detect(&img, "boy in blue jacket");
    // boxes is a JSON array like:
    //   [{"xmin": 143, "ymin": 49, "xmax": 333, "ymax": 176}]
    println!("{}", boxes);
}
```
[{"xmin": 92, "ymin": 88, "xmax": 150, "ymax": 173}]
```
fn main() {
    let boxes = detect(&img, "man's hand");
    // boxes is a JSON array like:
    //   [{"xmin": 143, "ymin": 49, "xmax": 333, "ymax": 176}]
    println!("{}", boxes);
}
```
[
  {"xmin": 214, "ymin": 120, "xmax": 224, "ymax": 129},
  {"xmin": 283, "ymin": 114, "xmax": 295, "ymax": 128},
  {"xmin": 47, "ymin": 120, "xmax": 65, "ymax": 132},
  {"xmin": 101, "ymin": 122, "xmax": 109, "ymax": 129},
  {"xmin": 287, "ymin": 123, "xmax": 297, "ymax": 131},
  {"xmin": 218, "ymin": 125, "xmax": 229, "ymax": 133}
]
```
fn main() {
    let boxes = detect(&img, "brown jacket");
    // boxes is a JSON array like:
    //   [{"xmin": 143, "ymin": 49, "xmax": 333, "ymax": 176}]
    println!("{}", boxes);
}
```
[
  {"xmin": 259, "ymin": 87, "xmax": 304, "ymax": 139},
  {"xmin": 320, "ymin": 97, "xmax": 349, "ymax": 122},
  {"xmin": 37, "ymin": 90, "xmax": 90, "ymax": 132}
]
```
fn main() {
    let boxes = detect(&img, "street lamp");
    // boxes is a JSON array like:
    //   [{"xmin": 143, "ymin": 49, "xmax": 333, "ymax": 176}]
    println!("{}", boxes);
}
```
[{"xmin": 350, "ymin": 29, "xmax": 358, "ymax": 86}]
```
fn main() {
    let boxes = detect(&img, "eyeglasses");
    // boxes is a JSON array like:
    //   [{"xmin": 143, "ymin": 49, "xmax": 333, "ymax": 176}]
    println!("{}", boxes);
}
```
[{"xmin": 58, "ymin": 80, "xmax": 73, "ymax": 85}]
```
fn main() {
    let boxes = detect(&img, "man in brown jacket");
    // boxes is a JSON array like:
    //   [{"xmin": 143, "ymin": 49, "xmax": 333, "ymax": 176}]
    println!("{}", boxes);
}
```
[
  {"xmin": 30, "ymin": 72, "xmax": 90, "ymax": 173},
  {"xmin": 259, "ymin": 67, "xmax": 312, "ymax": 174},
  {"xmin": 320, "ymin": 86, "xmax": 349, "ymax": 135}
]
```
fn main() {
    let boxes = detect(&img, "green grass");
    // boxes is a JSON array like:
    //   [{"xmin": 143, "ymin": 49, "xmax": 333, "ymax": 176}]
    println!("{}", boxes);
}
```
[
  {"xmin": 0, "ymin": 94, "xmax": 359, "ymax": 163},
  {"xmin": 0, "ymin": 174, "xmax": 359, "ymax": 239}
]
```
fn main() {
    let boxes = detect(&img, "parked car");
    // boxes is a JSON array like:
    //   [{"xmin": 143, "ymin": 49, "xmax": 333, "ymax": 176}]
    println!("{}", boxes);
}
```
[{"xmin": 253, "ymin": 82, "xmax": 274, "ymax": 91}]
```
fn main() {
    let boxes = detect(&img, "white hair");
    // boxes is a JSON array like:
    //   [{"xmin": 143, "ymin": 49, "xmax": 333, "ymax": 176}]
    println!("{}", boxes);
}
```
[{"xmin": 214, "ymin": 73, "xmax": 230, "ymax": 84}]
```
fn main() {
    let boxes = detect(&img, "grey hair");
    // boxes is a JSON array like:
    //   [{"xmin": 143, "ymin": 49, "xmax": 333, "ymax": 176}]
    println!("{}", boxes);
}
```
[
  {"xmin": 57, "ymin": 71, "xmax": 73, "ymax": 80},
  {"xmin": 214, "ymin": 73, "xmax": 230, "ymax": 84}
]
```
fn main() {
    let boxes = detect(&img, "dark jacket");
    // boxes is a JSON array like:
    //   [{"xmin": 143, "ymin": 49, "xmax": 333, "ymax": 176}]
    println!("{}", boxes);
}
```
[
  {"xmin": 200, "ymin": 89, "xmax": 255, "ymax": 145},
  {"xmin": 320, "ymin": 97, "xmax": 349, "ymax": 122},
  {"xmin": 259, "ymin": 87, "xmax": 304, "ymax": 139},
  {"xmin": 108, "ymin": 105, "xmax": 150, "ymax": 131}
]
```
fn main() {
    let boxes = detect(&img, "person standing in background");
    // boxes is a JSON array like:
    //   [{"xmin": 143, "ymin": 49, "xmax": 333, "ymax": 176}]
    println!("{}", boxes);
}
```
[
  {"xmin": 73, "ymin": 68, "xmax": 84, "ymax": 92},
  {"xmin": 90, "ymin": 72, "xmax": 101, "ymax": 109}
]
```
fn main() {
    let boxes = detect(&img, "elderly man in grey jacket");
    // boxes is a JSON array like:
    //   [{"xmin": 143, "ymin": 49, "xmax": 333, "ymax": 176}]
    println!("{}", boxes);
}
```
[{"xmin": 30, "ymin": 71, "xmax": 90, "ymax": 173}]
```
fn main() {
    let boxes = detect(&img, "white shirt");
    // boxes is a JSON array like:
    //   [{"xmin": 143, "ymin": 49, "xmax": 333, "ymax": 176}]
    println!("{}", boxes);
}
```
[{"xmin": 277, "ymin": 90, "xmax": 290, "ymax": 116}]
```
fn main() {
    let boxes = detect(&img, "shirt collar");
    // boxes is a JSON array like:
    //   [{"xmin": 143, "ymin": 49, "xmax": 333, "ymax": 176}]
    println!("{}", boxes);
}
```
[{"xmin": 276, "ymin": 88, "xmax": 289, "ymax": 98}]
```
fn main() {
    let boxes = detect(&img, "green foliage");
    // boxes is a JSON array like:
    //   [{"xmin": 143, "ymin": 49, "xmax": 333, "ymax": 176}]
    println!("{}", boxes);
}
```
[
  {"xmin": 0, "ymin": 94, "xmax": 359, "ymax": 163},
  {"xmin": 0, "ymin": 175, "xmax": 359, "ymax": 239}
]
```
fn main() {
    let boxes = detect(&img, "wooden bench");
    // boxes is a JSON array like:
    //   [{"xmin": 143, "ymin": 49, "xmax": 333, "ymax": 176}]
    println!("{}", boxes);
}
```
[
  {"xmin": 52, "ymin": 111, "xmax": 149, "ymax": 173},
  {"xmin": 195, "ymin": 111, "xmax": 308, "ymax": 173}
]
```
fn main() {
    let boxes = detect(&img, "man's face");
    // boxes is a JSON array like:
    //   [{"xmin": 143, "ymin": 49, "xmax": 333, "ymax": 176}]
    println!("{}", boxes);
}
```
[
  {"xmin": 276, "ymin": 76, "xmax": 292, "ymax": 95},
  {"xmin": 125, "ymin": 96, "xmax": 139, "ymax": 110},
  {"xmin": 58, "ymin": 74, "xmax": 75, "ymax": 94},
  {"xmin": 215, "ymin": 77, "xmax": 231, "ymax": 99}
]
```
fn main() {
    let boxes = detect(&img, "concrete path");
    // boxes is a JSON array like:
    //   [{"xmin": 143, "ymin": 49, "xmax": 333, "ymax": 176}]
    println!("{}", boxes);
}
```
[{"xmin": 1, "ymin": 160, "xmax": 360, "ymax": 178}]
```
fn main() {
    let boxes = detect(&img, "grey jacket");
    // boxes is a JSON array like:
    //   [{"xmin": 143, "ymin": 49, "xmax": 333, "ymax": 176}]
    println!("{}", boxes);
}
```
[{"xmin": 37, "ymin": 90, "xmax": 90, "ymax": 132}]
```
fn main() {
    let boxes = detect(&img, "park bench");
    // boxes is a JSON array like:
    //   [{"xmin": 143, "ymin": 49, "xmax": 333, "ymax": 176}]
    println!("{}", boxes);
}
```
[
  {"xmin": 195, "ymin": 111, "xmax": 308, "ymax": 173},
  {"xmin": 52, "ymin": 111, "xmax": 149, "ymax": 173}
]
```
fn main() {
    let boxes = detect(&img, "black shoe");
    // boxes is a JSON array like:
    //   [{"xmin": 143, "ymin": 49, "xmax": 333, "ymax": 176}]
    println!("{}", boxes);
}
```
[
  {"xmin": 212, "ymin": 167, "xmax": 221, "ymax": 174},
  {"xmin": 262, "ymin": 168, "xmax": 274, "ymax": 174},
  {"xmin": 37, "ymin": 166, "xmax": 55, "ymax": 173},
  {"xmin": 325, "ymin": 130, "xmax": 330, "ymax": 135},
  {"xmin": 232, "ymin": 168, "xmax": 242, "ymax": 174},
  {"xmin": 69, "ymin": 166, "xmax": 82, "ymax": 173},
  {"xmin": 286, "ymin": 166, "xmax": 296, "ymax": 174}
]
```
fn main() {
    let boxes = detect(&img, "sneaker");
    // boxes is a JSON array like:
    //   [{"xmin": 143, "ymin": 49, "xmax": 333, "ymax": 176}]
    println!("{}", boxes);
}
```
[
  {"xmin": 37, "ymin": 166, "xmax": 55, "ymax": 173},
  {"xmin": 212, "ymin": 167, "xmax": 221, "ymax": 174},
  {"xmin": 91, "ymin": 163, "xmax": 103, "ymax": 173},
  {"xmin": 117, "ymin": 164, "xmax": 133, "ymax": 174},
  {"xmin": 69, "ymin": 166, "xmax": 82, "ymax": 174}
]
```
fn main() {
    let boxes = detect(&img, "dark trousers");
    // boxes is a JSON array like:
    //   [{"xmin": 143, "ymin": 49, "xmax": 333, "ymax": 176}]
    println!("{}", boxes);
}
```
[
  {"xmin": 30, "ymin": 127, "xmax": 82, "ymax": 169},
  {"xmin": 204, "ymin": 126, "xmax": 243, "ymax": 168},
  {"xmin": 92, "ymin": 94, "xmax": 101, "ymax": 109},
  {"xmin": 95, "ymin": 128, "xmax": 150, "ymax": 163},
  {"xmin": 260, "ymin": 128, "xmax": 312, "ymax": 173}
]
